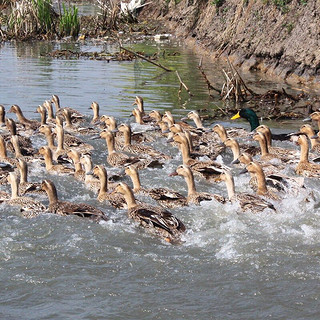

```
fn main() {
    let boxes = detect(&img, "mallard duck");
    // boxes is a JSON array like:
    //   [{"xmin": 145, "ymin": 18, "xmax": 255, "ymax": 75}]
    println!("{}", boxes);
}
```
[
  {"xmin": 41, "ymin": 179, "xmax": 108, "ymax": 222},
  {"xmin": 17, "ymin": 159, "xmax": 45, "ymax": 195},
  {"xmin": 231, "ymin": 108, "xmax": 260, "ymax": 132},
  {"xmin": 132, "ymin": 96, "xmax": 155, "ymax": 123},
  {"xmin": 220, "ymin": 170, "xmax": 276, "ymax": 213},
  {"xmin": 90, "ymin": 101, "xmax": 101, "ymax": 124},
  {"xmin": 185, "ymin": 111, "xmax": 204, "ymax": 129},
  {"xmin": 115, "ymin": 182, "xmax": 186, "ymax": 243},
  {"xmin": 173, "ymin": 132, "xmax": 229, "ymax": 181},
  {"xmin": 132, "ymin": 108, "xmax": 145, "ymax": 125},
  {"xmin": 171, "ymin": 165, "xmax": 225, "ymax": 205},
  {"xmin": 10, "ymin": 135, "xmax": 39, "ymax": 162},
  {"xmin": 100, "ymin": 130, "xmax": 162, "ymax": 169},
  {"xmin": 9, "ymin": 105, "xmax": 40, "ymax": 131},
  {"xmin": 92, "ymin": 165, "xmax": 125, "ymax": 208},
  {"xmin": 0, "ymin": 172, "xmax": 46, "ymax": 218},
  {"xmin": 38, "ymin": 146, "xmax": 74, "ymax": 174},
  {"xmin": 292, "ymin": 134, "xmax": 320, "ymax": 177},
  {"xmin": 149, "ymin": 110, "xmax": 162, "ymax": 123},
  {"xmin": 39, "ymin": 124, "xmax": 56, "ymax": 151},
  {"xmin": 51, "ymin": 94, "xmax": 84, "ymax": 123},
  {"xmin": 117, "ymin": 123, "xmax": 171, "ymax": 160},
  {"xmin": 36, "ymin": 105, "xmax": 48, "ymax": 126},
  {"xmin": 125, "ymin": 166, "xmax": 187, "ymax": 208}
]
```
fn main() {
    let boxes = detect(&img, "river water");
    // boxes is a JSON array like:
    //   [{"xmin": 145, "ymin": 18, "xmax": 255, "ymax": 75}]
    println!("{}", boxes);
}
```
[{"xmin": 1, "ymin": 39, "xmax": 320, "ymax": 319}]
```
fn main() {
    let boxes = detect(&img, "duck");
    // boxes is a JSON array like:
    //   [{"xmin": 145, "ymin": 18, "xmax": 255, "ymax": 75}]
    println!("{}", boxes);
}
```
[
  {"xmin": 299, "ymin": 124, "xmax": 320, "ymax": 153},
  {"xmin": 310, "ymin": 111, "xmax": 320, "ymax": 130},
  {"xmin": 41, "ymin": 179, "xmax": 108, "ymax": 222},
  {"xmin": 231, "ymin": 108, "xmax": 260, "ymax": 132},
  {"xmin": 0, "ymin": 135, "xmax": 17, "ymax": 166},
  {"xmin": 67, "ymin": 149, "xmax": 85, "ymax": 181},
  {"xmin": 170, "ymin": 165, "xmax": 225, "ymax": 205},
  {"xmin": 80, "ymin": 153, "xmax": 100, "ymax": 190},
  {"xmin": 17, "ymin": 159, "xmax": 45, "ymax": 195},
  {"xmin": 117, "ymin": 123, "xmax": 171, "ymax": 160},
  {"xmin": 115, "ymin": 182, "xmax": 186, "ymax": 243},
  {"xmin": 173, "ymin": 132, "xmax": 229, "ymax": 181},
  {"xmin": 39, "ymin": 124, "xmax": 56, "ymax": 151},
  {"xmin": 185, "ymin": 111, "xmax": 205, "ymax": 129},
  {"xmin": 36, "ymin": 105, "xmax": 48, "ymax": 126},
  {"xmin": 219, "ymin": 170, "xmax": 276, "ymax": 213},
  {"xmin": 292, "ymin": 134, "xmax": 320, "ymax": 177},
  {"xmin": 132, "ymin": 108, "xmax": 145, "ymax": 125},
  {"xmin": 90, "ymin": 101, "xmax": 101, "ymax": 124},
  {"xmin": 132, "ymin": 96, "xmax": 155, "ymax": 123},
  {"xmin": 0, "ymin": 105, "xmax": 6, "ymax": 127},
  {"xmin": 125, "ymin": 166, "xmax": 187, "ymax": 208},
  {"xmin": 63, "ymin": 108, "xmax": 97, "ymax": 135},
  {"xmin": 92, "ymin": 165, "xmax": 125, "ymax": 208},
  {"xmin": 38, "ymin": 146, "xmax": 74, "ymax": 174},
  {"xmin": 0, "ymin": 172, "xmax": 46, "ymax": 218},
  {"xmin": 100, "ymin": 130, "xmax": 162, "ymax": 169},
  {"xmin": 51, "ymin": 94, "xmax": 84, "ymax": 123},
  {"xmin": 148, "ymin": 110, "xmax": 162, "ymax": 123},
  {"xmin": 10, "ymin": 135, "xmax": 39, "ymax": 162},
  {"xmin": 9, "ymin": 105, "xmax": 40, "ymax": 131},
  {"xmin": 43, "ymin": 100, "xmax": 56, "ymax": 123}
]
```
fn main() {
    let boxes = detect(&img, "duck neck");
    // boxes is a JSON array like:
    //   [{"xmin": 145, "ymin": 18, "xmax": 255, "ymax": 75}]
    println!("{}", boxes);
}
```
[
  {"xmin": 105, "ymin": 135, "xmax": 115, "ymax": 154},
  {"xmin": 83, "ymin": 159, "xmax": 94, "ymax": 183},
  {"xmin": 92, "ymin": 105, "xmax": 99, "ymax": 122},
  {"xmin": 0, "ymin": 137, "xmax": 7, "ymax": 158},
  {"xmin": 184, "ymin": 171, "xmax": 197, "ymax": 196},
  {"xmin": 74, "ymin": 161, "xmax": 82, "ymax": 174},
  {"xmin": 129, "ymin": 171, "xmax": 141, "ymax": 192},
  {"xmin": 45, "ymin": 131, "xmax": 55, "ymax": 149},
  {"xmin": 305, "ymin": 128, "xmax": 319, "ymax": 149},
  {"xmin": 64, "ymin": 113, "xmax": 72, "ymax": 128},
  {"xmin": 10, "ymin": 175, "xmax": 19, "ymax": 199},
  {"xmin": 299, "ymin": 140, "xmax": 309, "ymax": 163},
  {"xmin": 12, "ymin": 136, "xmax": 23, "ymax": 158},
  {"xmin": 46, "ymin": 103, "xmax": 54, "ymax": 120},
  {"xmin": 123, "ymin": 128, "xmax": 132, "ymax": 146},
  {"xmin": 56, "ymin": 125, "xmax": 65, "ymax": 153},
  {"xmin": 47, "ymin": 184, "xmax": 58, "ymax": 204},
  {"xmin": 217, "ymin": 127, "xmax": 227, "ymax": 143},
  {"xmin": 258, "ymin": 138, "xmax": 269, "ymax": 157},
  {"xmin": 44, "ymin": 149, "xmax": 54, "ymax": 170},
  {"xmin": 254, "ymin": 167, "xmax": 268, "ymax": 195},
  {"xmin": 180, "ymin": 141, "xmax": 192, "ymax": 164},
  {"xmin": 0, "ymin": 109, "xmax": 5, "ymax": 126},
  {"xmin": 185, "ymin": 131, "xmax": 194, "ymax": 152},
  {"xmin": 224, "ymin": 174, "xmax": 235, "ymax": 200},
  {"xmin": 98, "ymin": 171, "xmax": 108, "ymax": 197},
  {"xmin": 15, "ymin": 109, "xmax": 29, "ymax": 124},
  {"xmin": 193, "ymin": 116, "xmax": 203, "ymax": 129},
  {"xmin": 231, "ymin": 142, "xmax": 240, "ymax": 161},
  {"xmin": 134, "ymin": 113, "xmax": 144, "ymax": 125},
  {"xmin": 19, "ymin": 163, "xmax": 28, "ymax": 184},
  {"xmin": 40, "ymin": 110, "xmax": 47, "ymax": 125},
  {"xmin": 123, "ymin": 188, "xmax": 137, "ymax": 209}
]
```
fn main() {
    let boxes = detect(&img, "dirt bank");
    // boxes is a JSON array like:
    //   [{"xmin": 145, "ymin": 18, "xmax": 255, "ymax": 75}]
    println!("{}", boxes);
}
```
[{"xmin": 141, "ymin": 0, "xmax": 320, "ymax": 86}]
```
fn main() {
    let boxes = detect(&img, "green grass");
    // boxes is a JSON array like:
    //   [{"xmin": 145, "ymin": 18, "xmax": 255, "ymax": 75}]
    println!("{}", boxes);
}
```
[
  {"xmin": 59, "ymin": 3, "xmax": 80, "ymax": 38},
  {"xmin": 32, "ymin": 0, "xmax": 53, "ymax": 33}
]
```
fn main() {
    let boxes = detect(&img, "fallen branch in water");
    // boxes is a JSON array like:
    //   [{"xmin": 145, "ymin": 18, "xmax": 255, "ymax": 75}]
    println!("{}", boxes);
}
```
[
  {"xmin": 120, "ymin": 46, "xmax": 172, "ymax": 72},
  {"xmin": 176, "ymin": 71, "xmax": 193, "ymax": 98}
]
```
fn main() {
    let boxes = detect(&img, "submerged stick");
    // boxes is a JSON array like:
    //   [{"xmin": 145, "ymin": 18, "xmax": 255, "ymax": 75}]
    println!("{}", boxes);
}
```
[
  {"xmin": 120, "ymin": 46, "xmax": 172, "ymax": 72},
  {"xmin": 198, "ymin": 58, "xmax": 221, "ymax": 95}
]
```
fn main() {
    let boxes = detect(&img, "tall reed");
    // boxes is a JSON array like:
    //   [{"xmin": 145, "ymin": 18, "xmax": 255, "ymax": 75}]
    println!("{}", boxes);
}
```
[{"xmin": 59, "ymin": 3, "xmax": 80, "ymax": 38}]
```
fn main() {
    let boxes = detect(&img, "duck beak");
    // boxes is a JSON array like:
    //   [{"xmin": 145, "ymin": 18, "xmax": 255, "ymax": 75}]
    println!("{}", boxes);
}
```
[
  {"xmin": 90, "ymin": 135, "xmax": 101, "ymax": 140},
  {"xmin": 311, "ymin": 135, "xmax": 318, "ymax": 139},
  {"xmin": 167, "ymin": 137, "xmax": 174, "ymax": 143},
  {"xmin": 231, "ymin": 112, "xmax": 241, "ymax": 120},
  {"xmin": 111, "ymin": 129, "xmax": 119, "ymax": 133},
  {"xmin": 239, "ymin": 167, "xmax": 248, "ymax": 174},
  {"xmin": 180, "ymin": 117, "xmax": 188, "ymax": 122},
  {"xmin": 303, "ymin": 117, "xmax": 312, "ymax": 122},
  {"xmin": 231, "ymin": 158, "xmax": 240, "ymax": 164},
  {"xmin": 169, "ymin": 171, "xmax": 178, "ymax": 176}
]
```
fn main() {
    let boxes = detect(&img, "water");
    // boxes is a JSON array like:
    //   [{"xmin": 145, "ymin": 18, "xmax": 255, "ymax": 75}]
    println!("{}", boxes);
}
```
[{"xmin": 1, "ymin": 39, "xmax": 320, "ymax": 319}]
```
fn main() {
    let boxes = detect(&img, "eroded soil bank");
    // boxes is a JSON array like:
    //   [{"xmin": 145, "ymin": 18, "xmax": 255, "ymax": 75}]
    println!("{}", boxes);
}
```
[{"xmin": 140, "ymin": 0, "xmax": 320, "ymax": 86}]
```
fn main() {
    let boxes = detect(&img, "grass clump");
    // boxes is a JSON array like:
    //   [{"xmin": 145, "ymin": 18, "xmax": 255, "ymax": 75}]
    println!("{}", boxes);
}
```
[
  {"xmin": 59, "ymin": 3, "xmax": 80, "ymax": 38},
  {"xmin": 211, "ymin": 0, "xmax": 224, "ymax": 7}
]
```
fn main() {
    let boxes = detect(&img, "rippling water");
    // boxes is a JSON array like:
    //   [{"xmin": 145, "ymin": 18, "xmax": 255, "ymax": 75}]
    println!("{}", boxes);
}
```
[{"xmin": 1, "ymin": 40, "xmax": 320, "ymax": 319}]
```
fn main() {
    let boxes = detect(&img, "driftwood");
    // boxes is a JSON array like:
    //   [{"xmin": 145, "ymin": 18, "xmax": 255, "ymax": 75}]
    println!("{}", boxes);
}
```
[{"xmin": 120, "ymin": 46, "xmax": 172, "ymax": 72}]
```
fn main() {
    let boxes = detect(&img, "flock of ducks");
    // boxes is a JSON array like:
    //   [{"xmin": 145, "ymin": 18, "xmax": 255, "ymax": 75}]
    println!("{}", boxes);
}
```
[{"xmin": 1, "ymin": 95, "xmax": 320, "ymax": 244}]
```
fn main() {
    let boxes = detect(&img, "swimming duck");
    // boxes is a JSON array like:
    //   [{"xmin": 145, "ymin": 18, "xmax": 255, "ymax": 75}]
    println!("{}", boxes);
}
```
[
  {"xmin": 0, "ymin": 135, "xmax": 17, "ymax": 166},
  {"xmin": 115, "ymin": 182, "xmax": 186, "ymax": 243},
  {"xmin": 41, "ymin": 179, "xmax": 108, "ymax": 222},
  {"xmin": 293, "ymin": 134, "xmax": 320, "ymax": 177},
  {"xmin": 220, "ymin": 170, "xmax": 276, "ymax": 213},
  {"xmin": 173, "ymin": 132, "xmax": 229, "ymax": 181},
  {"xmin": 36, "ymin": 105, "xmax": 48, "ymax": 126},
  {"xmin": 17, "ymin": 159, "xmax": 45, "ymax": 195},
  {"xmin": 117, "ymin": 123, "xmax": 171, "ymax": 160},
  {"xmin": 163, "ymin": 111, "xmax": 195, "ymax": 131},
  {"xmin": 80, "ymin": 154, "xmax": 100, "ymax": 190},
  {"xmin": 132, "ymin": 108, "xmax": 145, "ymax": 125},
  {"xmin": 310, "ymin": 111, "xmax": 320, "ymax": 130},
  {"xmin": 171, "ymin": 165, "xmax": 225, "ymax": 205},
  {"xmin": 299, "ymin": 124, "xmax": 320, "ymax": 153},
  {"xmin": 38, "ymin": 146, "xmax": 74, "ymax": 174},
  {"xmin": 100, "ymin": 130, "xmax": 161, "ymax": 169},
  {"xmin": 63, "ymin": 108, "xmax": 97, "ymax": 135},
  {"xmin": 0, "ymin": 105, "xmax": 6, "ymax": 127},
  {"xmin": 9, "ymin": 105, "xmax": 40, "ymax": 131},
  {"xmin": 125, "ymin": 166, "xmax": 187, "ymax": 208},
  {"xmin": 10, "ymin": 135, "xmax": 39, "ymax": 162},
  {"xmin": 92, "ymin": 165, "xmax": 125, "ymax": 208},
  {"xmin": 148, "ymin": 110, "xmax": 162, "ymax": 123},
  {"xmin": 90, "ymin": 101, "xmax": 101, "ymax": 124},
  {"xmin": 231, "ymin": 108, "xmax": 260, "ymax": 132},
  {"xmin": 1, "ymin": 172, "xmax": 46, "ymax": 218},
  {"xmin": 43, "ymin": 100, "xmax": 56, "ymax": 123},
  {"xmin": 51, "ymin": 94, "xmax": 84, "ymax": 123},
  {"xmin": 67, "ymin": 149, "xmax": 85, "ymax": 181},
  {"xmin": 39, "ymin": 124, "xmax": 56, "ymax": 151},
  {"xmin": 132, "ymin": 96, "xmax": 155, "ymax": 123}
]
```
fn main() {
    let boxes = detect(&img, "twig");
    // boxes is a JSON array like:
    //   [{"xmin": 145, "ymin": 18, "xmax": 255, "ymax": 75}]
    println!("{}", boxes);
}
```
[
  {"xmin": 198, "ymin": 58, "xmax": 221, "ymax": 95},
  {"xmin": 176, "ymin": 71, "xmax": 193, "ymax": 97},
  {"xmin": 120, "ymin": 46, "xmax": 172, "ymax": 72}
]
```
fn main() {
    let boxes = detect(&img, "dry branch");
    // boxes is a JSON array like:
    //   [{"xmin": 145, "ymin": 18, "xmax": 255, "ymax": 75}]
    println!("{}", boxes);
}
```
[{"xmin": 176, "ymin": 71, "xmax": 193, "ymax": 97}]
